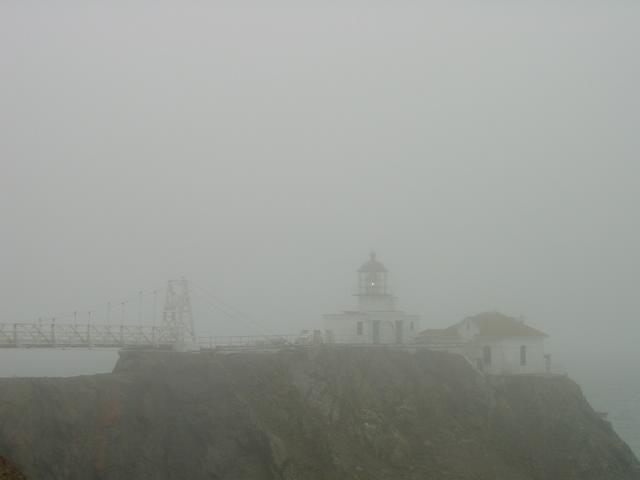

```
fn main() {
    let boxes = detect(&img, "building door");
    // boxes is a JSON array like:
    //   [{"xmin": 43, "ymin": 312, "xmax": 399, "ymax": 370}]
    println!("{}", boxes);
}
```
[
  {"xmin": 545, "ymin": 354, "xmax": 551, "ymax": 373},
  {"xmin": 483, "ymin": 345, "xmax": 492, "ymax": 366},
  {"xmin": 395, "ymin": 320, "xmax": 404, "ymax": 344},
  {"xmin": 372, "ymin": 321, "xmax": 380, "ymax": 344}
]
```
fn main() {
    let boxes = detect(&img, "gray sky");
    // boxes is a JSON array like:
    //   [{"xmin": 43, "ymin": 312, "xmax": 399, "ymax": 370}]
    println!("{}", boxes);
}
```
[{"xmin": 1, "ymin": 1, "xmax": 639, "ymax": 374}]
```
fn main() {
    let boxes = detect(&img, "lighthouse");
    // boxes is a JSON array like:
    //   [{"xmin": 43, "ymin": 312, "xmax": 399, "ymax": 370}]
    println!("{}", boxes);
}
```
[{"xmin": 323, "ymin": 253, "xmax": 420, "ymax": 345}]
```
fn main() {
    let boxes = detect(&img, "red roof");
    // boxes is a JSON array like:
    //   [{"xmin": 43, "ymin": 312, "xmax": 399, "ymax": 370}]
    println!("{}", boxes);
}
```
[
  {"xmin": 417, "ymin": 312, "xmax": 548, "ymax": 341},
  {"xmin": 463, "ymin": 312, "xmax": 548, "ymax": 338},
  {"xmin": 417, "ymin": 325, "xmax": 460, "ymax": 338}
]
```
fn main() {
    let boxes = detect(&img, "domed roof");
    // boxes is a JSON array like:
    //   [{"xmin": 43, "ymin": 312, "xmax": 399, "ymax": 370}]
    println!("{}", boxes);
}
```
[{"xmin": 358, "ymin": 252, "xmax": 388, "ymax": 273}]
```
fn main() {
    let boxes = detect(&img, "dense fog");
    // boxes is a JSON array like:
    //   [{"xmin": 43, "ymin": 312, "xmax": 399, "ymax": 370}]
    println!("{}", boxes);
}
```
[{"xmin": 1, "ymin": 2, "xmax": 639, "ymax": 385}]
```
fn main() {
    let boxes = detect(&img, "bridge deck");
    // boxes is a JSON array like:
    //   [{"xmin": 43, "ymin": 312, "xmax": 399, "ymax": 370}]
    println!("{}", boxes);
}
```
[
  {"xmin": 0, "ymin": 323, "xmax": 171, "ymax": 349},
  {"xmin": 0, "ymin": 323, "xmax": 466, "ymax": 351},
  {"xmin": 0, "ymin": 323, "xmax": 301, "ymax": 350}
]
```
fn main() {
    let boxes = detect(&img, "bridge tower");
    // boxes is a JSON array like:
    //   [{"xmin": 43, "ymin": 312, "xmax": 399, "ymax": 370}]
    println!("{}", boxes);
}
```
[{"xmin": 158, "ymin": 277, "xmax": 196, "ymax": 350}]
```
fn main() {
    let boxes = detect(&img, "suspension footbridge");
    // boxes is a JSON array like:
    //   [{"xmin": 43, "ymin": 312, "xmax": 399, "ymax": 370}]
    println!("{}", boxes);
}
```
[{"xmin": 0, "ymin": 278, "xmax": 298, "ymax": 351}]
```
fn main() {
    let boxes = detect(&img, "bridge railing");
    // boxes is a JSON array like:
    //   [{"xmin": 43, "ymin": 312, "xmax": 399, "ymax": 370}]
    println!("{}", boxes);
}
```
[
  {"xmin": 0, "ymin": 323, "xmax": 306, "ymax": 350},
  {"xmin": 0, "ymin": 322, "xmax": 170, "ymax": 348}
]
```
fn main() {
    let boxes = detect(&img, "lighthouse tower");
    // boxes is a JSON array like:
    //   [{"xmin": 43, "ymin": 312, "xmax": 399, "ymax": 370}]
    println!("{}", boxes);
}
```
[{"xmin": 323, "ymin": 253, "xmax": 420, "ymax": 345}]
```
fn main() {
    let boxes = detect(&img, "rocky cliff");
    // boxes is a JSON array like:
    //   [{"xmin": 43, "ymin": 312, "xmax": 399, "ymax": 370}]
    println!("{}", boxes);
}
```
[{"xmin": 0, "ymin": 347, "xmax": 638, "ymax": 479}]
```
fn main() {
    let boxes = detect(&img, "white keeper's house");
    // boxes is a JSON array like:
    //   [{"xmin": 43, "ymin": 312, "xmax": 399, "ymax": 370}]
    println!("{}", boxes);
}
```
[
  {"xmin": 323, "ymin": 253, "xmax": 419, "ymax": 345},
  {"xmin": 417, "ymin": 312, "xmax": 550, "ymax": 375}
]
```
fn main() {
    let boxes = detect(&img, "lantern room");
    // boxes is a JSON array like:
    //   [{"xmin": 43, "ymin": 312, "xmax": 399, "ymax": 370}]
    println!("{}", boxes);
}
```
[
  {"xmin": 358, "ymin": 252, "xmax": 389, "ymax": 295},
  {"xmin": 356, "ymin": 252, "xmax": 395, "ymax": 312}
]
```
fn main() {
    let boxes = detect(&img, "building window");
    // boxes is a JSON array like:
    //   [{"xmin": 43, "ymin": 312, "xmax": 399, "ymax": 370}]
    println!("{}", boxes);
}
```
[
  {"xmin": 357, "ymin": 321, "xmax": 363, "ymax": 335},
  {"xmin": 483, "ymin": 345, "xmax": 492, "ymax": 366},
  {"xmin": 520, "ymin": 345, "xmax": 527, "ymax": 366}
]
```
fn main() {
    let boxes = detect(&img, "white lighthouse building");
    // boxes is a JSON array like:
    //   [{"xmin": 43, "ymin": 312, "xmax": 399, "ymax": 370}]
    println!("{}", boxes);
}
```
[{"xmin": 323, "ymin": 253, "xmax": 420, "ymax": 344}]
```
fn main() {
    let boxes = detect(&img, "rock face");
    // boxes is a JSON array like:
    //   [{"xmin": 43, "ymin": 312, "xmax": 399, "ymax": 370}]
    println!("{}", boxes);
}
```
[{"xmin": 0, "ymin": 347, "xmax": 638, "ymax": 480}]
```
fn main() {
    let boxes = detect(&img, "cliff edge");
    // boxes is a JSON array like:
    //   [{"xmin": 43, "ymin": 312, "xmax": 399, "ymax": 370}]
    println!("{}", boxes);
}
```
[{"xmin": 0, "ymin": 347, "xmax": 638, "ymax": 479}]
